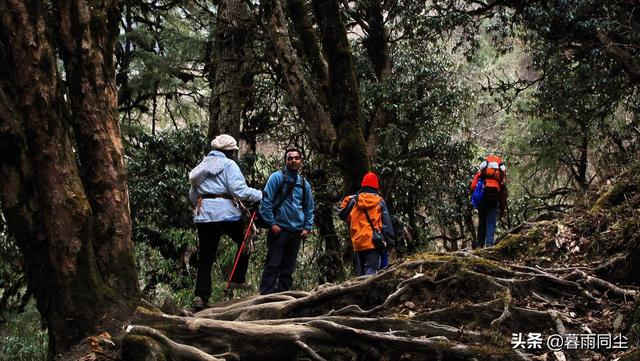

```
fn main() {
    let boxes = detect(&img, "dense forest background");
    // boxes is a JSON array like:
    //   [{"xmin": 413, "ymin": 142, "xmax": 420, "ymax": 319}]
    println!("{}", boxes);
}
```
[{"xmin": 0, "ymin": 0, "xmax": 639, "ymax": 359}]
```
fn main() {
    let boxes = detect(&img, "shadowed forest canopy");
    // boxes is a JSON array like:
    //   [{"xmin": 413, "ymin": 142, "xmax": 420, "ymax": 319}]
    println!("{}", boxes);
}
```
[{"xmin": 0, "ymin": 0, "xmax": 639, "ymax": 360}]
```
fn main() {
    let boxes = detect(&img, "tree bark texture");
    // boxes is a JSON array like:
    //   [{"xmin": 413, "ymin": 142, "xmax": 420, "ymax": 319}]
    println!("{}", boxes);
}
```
[
  {"xmin": 54, "ymin": 0, "xmax": 138, "ymax": 298},
  {"xmin": 311, "ymin": 0, "xmax": 369, "ymax": 193},
  {"xmin": 207, "ymin": 0, "xmax": 254, "ymax": 141},
  {"xmin": 285, "ymin": 0, "xmax": 329, "ymax": 99},
  {"xmin": 263, "ymin": 0, "xmax": 336, "ymax": 156},
  {"xmin": 362, "ymin": 0, "xmax": 394, "ymax": 160},
  {"xmin": 0, "ymin": 0, "xmax": 138, "ymax": 356}
]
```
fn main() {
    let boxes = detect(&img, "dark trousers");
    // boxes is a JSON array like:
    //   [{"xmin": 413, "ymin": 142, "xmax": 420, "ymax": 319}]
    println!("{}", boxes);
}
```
[
  {"xmin": 195, "ymin": 220, "xmax": 248, "ymax": 301},
  {"xmin": 354, "ymin": 249, "xmax": 382, "ymax": 276},
  {"xmin": 259, "ymin": 230, "xmax": 302, "ymax": 295}
]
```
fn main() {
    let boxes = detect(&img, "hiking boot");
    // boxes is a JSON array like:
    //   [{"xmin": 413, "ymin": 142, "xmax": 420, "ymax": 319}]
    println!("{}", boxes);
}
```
[
  {"xmin": 192, "ymin": 296, "xmax": 208, "ymax": 311},
  {"xmin": 228, "ymin": 281, "xmax": 251, "ymax": 290}
]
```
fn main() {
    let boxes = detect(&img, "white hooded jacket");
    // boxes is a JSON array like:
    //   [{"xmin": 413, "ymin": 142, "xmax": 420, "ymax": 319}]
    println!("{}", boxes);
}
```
[{"xmin": 188, "ymin": 150, "xmax": 262, "ymax": 223}]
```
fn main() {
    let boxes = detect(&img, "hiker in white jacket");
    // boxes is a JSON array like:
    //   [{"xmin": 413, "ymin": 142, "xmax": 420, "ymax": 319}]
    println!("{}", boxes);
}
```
[{"xmin": 188, "ymin": 134, "xmax": 262, "ymax": 310}]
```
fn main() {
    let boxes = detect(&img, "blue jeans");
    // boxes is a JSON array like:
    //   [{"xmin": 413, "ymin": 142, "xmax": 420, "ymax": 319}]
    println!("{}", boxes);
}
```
[
  {"xmin": 260, "ymin": 230, "xmax": 302, "ymax": 294},
  {"xmin": 485, "ymin": 202, "xmax": 498, "ymax": 247},
  {"xmin": 478, "ymin": 197, "xmax": 499, "ymax": 247},
  {"xmin": 380, "ymin": 250, "xmax": 389, "ymax": 269},
  {"xmin": 354, "ymin": 249, "xmax": 381, "ymax": 276}
]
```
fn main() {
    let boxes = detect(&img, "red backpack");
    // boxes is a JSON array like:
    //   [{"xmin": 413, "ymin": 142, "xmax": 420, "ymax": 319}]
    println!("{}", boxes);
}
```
[{"xmin": 479, "ymin": 155, "xmax": 506, "ymax": 191}]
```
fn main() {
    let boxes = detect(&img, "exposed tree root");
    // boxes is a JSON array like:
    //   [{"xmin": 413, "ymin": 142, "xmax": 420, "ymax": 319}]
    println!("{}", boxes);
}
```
[
  {"xmin": 126, "ymin": 306, "xmax": 528, "ymax": 360},
  {"xmin": 125, "ymin": 325, "xmax": 223, "ymax": 361},
  {"xmin": 122, "ymin": 252, "xmax": 634, "ymax": 360},
  {"xmin": 565, "ymin": 269, "xmax": 638, "ymax": 301},
  {"xmin": 490, "ymin": 293, "xmax": 513, "ymax": 328},
  {"xmin": 248, "ymin": 315, "xmax": 483, "ymax": 341}
]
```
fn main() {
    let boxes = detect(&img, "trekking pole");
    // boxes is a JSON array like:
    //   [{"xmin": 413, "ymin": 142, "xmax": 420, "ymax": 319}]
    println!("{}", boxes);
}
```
[{"xmin": 226, "ymin": 210, "xmax": 257, "ymax": 291}]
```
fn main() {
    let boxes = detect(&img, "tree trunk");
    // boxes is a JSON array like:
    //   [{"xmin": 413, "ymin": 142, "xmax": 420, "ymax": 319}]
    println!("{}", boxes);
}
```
[
  {"xmin": 595, "ymin": 31, "xmax": 640, "ymax": 84},
  {"xmin": 263, "ymin": 0, "xmax": 336, "ymax": 155},
  {"xmin": 570, "ymin": 120, "xmax": 590, "ymax": 191},
  {"xmin": 0, "ymin": 0, "xmax": 138, "ymax": 356},
  {"xmin": 264, "ymin": 0, "xmax": 370, "ymax": 281},
  {"xmin": 311, "ymin": 0, "xmax": 369, "ymax": 193},
  {"xmin": 285, "ymin": 0, "xmax": 329, "ymax": 99},
  {"xmin": 207, "ymin": 0, "xmax": 254, "ymax": 141},
  {"xmin": 362, "ymin": 0, "xmax": 394, "ymax": 160},
  {"xmin": 308, "ymin": 165, "xmax": 345, "ymax": 283},
  {"xmin": 116, "ymin": 3, "xmax": 134, "ymax": 116}
]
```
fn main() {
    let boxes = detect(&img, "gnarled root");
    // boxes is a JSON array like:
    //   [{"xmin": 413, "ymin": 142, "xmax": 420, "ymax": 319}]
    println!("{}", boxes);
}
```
[{"xmin": 123, "ymin": 252, "xmax": 629, "ymax": 360}]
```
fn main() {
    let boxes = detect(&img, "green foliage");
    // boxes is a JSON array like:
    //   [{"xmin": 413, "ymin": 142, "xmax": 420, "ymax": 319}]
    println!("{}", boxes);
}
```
[
  {"xmin": 509, "ymin": 0, "xmax": 640, "ymax": 179},
  {"xmin": 1, "ymin": 213, "xmax": 50, "ymax": 360},
  {"xmin": 134, "ymin": 230, "xmax": 196, "ymax": 306},
  {"xmin": 357, "ymin": 38, "xmax": 477, "ymax": 248},
  {"xmin": 0, "ymin": 300, "xmax": 47, "ymax": 361},
  {"xmin": 127, "ymin": 124, "xmax": 209, "ymax": 233},
  {"xmin": 0, "ymin": 214, "xmax": 39, "ymax": 361},
  {"xmin": 118, "ymin": 1, "xmax": 212, "ymax": 127},
  {"xmin": 126, "ymin": 124, "xmax": 208, "ymax": 305},
  {"xmin": 0, "ymin": 210, "xmax": 29, "ymax": 320}
]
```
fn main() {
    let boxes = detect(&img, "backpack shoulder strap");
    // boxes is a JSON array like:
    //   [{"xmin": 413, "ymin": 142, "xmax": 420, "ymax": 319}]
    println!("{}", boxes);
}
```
[
  {"xmin": 300, "ymin": 176, "xmax": 308, "ymax": 209},
  {"xmin": 480, "ymin": 158, "xmax": 488, "ymax": 177},
  {"xmin": 272, "ymin": 169, "xmax": 294, "ymax": 212},
  {"xmin": 360, "ymin": 193, "xmax": 381, "ymax": 232},
  {"xmin": 273, "ymin": 171, "xmax": 310, "ymax": 212},
  {"xmin": 363, "ymin": 207, "xmax": 378, "ymax": 232}
]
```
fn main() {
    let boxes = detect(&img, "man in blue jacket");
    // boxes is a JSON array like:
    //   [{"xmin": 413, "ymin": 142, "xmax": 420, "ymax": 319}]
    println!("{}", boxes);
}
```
[
  {"xmin": 189, "ymin": 134, "xmax": 262, "ymax": 309},
  {"xmin": 259, "ymin": 146, "xmax": 314, "ymax": 294}
]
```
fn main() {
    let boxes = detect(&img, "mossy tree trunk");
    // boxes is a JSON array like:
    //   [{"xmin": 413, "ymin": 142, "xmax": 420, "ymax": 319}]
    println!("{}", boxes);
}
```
[
  {"xmin": 263, "ymin": 0, "xmax": 336, "ymax": 155},
  {"xmin": 311, "ymin": 0, "xmax": 370, "ymax": 193},
  {"xmin": 362, "ymin": 0, "xmax": 394, "ymax": 161},
  {"xmin": 284, "ymin": 0, "xmax": 329, "ymax": 99},
  {"xmin": 0, "ymin": 0, "xmax": 139, "ymax": 357},
  {"xmin": 207, "ymin": 0, "xmax": 254, "ymax": 142}
]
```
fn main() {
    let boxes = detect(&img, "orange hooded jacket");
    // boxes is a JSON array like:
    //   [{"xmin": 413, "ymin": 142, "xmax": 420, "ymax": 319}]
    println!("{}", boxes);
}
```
[{"xmin": 339, "ymin": 192, "xmax": 395, "ymax": 252}]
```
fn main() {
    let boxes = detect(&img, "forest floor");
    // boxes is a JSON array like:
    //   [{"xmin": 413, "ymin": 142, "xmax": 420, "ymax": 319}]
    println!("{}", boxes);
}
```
[{"xmin": 84, "ymin": 162, "xmax": 640, "ymax": 361}]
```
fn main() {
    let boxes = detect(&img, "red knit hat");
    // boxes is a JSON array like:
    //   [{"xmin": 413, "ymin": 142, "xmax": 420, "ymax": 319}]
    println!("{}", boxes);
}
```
[{"xmin": 361, "ymin": 172, "xmax": 379, "ymax": 189}]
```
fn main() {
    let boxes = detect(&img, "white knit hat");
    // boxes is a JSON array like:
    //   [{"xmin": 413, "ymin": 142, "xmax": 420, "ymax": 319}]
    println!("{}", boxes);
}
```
[{"xmin": 211, "ymin": 134, "xmax": 239, "ymax": 150}]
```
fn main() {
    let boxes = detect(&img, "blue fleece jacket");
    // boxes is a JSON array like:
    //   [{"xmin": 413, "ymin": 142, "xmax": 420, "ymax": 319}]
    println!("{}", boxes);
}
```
[{"xmin": 259, "ymin": 168, "xmax": 314, "ymax": 232}]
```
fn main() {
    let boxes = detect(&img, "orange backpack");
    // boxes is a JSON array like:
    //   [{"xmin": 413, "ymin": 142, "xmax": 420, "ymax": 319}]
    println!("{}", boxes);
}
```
[{"xmin": 480, "ymin": 155, "xmax": 505, "ymax": 189}]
